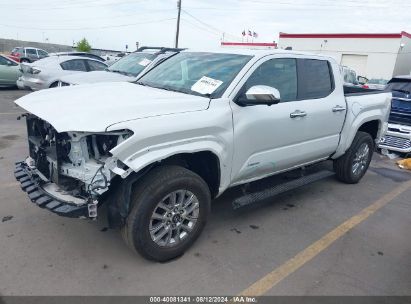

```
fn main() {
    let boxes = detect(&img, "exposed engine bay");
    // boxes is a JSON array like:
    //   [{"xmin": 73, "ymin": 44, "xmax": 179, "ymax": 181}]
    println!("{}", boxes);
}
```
[{"xmin": 25, "ymin": 114, "xmax": 133, "ymax": 203}]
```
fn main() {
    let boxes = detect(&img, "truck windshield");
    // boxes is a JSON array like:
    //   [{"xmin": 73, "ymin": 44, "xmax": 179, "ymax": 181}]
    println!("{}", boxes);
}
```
[
  {"xmin": 137, "ymin": 52, "xmax": 252, "ymax": 98},
  {"xmin": 386, "ymin": 79, "xmax": 411, "ymax": 94},
  {"xmin": 108, "ymin": 52, "xmax": 156, "ymax": 77}
]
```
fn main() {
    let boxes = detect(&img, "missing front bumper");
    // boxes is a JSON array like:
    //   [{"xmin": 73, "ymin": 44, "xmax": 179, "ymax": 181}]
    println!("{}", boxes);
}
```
[{"xmin": 14, "ymin": 161, "xmax": 94, "ymax": 219}]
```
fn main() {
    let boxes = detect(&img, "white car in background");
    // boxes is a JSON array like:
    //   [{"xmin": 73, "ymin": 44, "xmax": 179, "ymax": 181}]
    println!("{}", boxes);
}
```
[
  {"xmin": 57, "ymin": 47, "xmax": 183, "ymax": 87},
  {"xmin": 18, "ymin": 55, "xmax": 108, "ymax": 91}
]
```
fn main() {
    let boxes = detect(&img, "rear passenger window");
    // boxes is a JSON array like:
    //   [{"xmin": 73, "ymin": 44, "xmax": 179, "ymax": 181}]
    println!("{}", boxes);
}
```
[
  {"xmin": 60, "ymin": 59, "xmax": 87, "ymax": 71},
  {"xmin": 243, "ymin": 58, "xmax": 297, "ymax": 102},
  {"xmin": 37, "ymin": 50, "xmax": 48, "ymax": 57},
  {"xmin": 26, "ymin": 49, "xmax": 37, "ymax": 56},
  {"xmin": 298, "ymin": 59, "xmax": 333, "ymax": 99},
  {"xmin": 87, "ymin": 60, "xmax": 107, "ymax": 71}
]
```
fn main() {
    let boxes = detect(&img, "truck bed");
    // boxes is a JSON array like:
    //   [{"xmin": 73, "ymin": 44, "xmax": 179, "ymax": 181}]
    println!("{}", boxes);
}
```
[{"xmin": 343, "ymin": 85, "xmax": 383, "ymax": 96}]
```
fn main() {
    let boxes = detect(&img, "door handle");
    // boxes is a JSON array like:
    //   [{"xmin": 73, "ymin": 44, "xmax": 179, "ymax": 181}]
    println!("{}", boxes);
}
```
[
  {"xmin": 290, "ymin": 110, "xmax": 307, "ymax": 118},
  {"xmin": 332, "ymin": 105, "xmax": 346, "ymax": 112}
]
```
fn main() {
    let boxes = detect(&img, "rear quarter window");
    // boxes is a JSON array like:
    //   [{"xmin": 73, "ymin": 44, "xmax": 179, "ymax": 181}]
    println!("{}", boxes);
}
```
[
  {"xmin": 298, "ymin": 59, "xmax": 334, "ymax": 99},
  {"xmin": 37, "ymin": 50, "xmax": 48, "ymax": 57},
  {"xmin": 60, "ymin": 59, "xmax": 87, "ymax": 71},
  {"xmin": 86, "ymin": 60, "xmax": 107, "ymax": 71}
]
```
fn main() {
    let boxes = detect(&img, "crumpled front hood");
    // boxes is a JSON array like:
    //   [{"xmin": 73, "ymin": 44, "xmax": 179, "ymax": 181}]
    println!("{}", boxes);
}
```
[
  {"xmin": 59, "ymin": 70, "xmax": 135, "ymax": 85},
  {"xmin": 15, "ymin": 82, "xmax": 210, "ymax": 132}
]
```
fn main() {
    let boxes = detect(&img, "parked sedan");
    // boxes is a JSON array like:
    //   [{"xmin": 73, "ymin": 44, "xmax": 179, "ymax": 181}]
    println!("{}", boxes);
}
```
[
  {"xmin": 10, "ymin": 47, "xmax": 49, "ymax": 63},
  {"xmin": 18, "ymin": 56, "xmax": 107, "ymax": 91},
  {"xmin": 0, "ymin": 55, "xmax": 21, "ymax": 88},
  {"xmin": 57, "ymin": 47, "xmax": 183, "ymax": 86}
]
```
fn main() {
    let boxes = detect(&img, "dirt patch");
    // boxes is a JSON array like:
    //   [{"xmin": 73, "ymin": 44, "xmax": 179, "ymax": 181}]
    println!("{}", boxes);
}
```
[
  {"xmin": 0, "ymin": 141, "xmax": 7, "ymax": 150},
  {"xmin": 2, "ymin": 215, "xmax": 13, "ymax": 222},
  {"xmin": 0, "ymin": 135, "xmax": 20, "ymax": 150},
  {"xmin": 2, "ymin": 135, "xmax": 19, "ymax": 141},
  {"xmin": 230, "ymin": 228, "xmax": 241, "ymax": 234}
]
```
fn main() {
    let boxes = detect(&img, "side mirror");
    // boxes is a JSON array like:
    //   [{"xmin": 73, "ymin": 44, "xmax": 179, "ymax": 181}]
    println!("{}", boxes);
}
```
[
  {"xmin": 357, "ymin": 76, "xmax": 368, "ymax": 85},
  {"xmin": 244, "ymin": 85, "xmax": 281, "ymax": 105}
]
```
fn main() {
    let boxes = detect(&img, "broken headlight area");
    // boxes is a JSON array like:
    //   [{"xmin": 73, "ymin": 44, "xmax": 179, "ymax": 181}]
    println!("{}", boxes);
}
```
[{"xmin": 26, "ymin": 114, "xmax": 133, "ymax": 200}]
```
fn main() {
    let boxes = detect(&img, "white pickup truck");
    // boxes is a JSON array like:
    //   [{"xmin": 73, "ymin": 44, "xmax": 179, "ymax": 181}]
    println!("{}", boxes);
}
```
[{"xmin": 14, "ymin": 49, "xmax": 391, "ymax": 261}]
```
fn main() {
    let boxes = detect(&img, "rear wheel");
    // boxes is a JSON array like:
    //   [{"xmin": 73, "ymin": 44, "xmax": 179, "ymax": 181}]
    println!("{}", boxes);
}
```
[
  {"xmin": 122, "ymin": 165, "xmax": 211, "ymax": 262},
  {"xmin": 20, "ymin": 58, "xmax": 30, "ymax": 63},
  {"xmin": 334, "ymin": 131, "xmax": 374, "ymax": 184}
]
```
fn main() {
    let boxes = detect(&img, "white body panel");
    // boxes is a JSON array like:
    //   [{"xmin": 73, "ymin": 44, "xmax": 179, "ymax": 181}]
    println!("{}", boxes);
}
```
[
  {"xmin": 19, "ymin": 56, "xmax": 107, "ymax": 90},
  {"xmin": 15, "ymin": 82, "xmax": 210, "ymax": 133},
  {"xmin": 58, "ymin": 70, "xmax": 134, "ymax": 85},
  {"xmin": 15, "ymin": 49, "xmax": 391, "ymax": 196}
]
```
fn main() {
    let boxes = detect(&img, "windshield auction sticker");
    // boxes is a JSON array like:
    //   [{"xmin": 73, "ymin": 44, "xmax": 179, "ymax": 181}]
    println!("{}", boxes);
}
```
[
  {"xmin": 191, "ymin": 76, "xmax": 223, "ymax": 95},
  {"xmin": 138, "ymin": 58, "xmax": 152, "ymax": 67}
]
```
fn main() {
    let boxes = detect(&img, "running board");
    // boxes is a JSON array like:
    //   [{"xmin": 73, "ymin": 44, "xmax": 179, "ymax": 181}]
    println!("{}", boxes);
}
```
[{"xmin": 232, "ymin": 170, "xmax": 335, "ymax": 209}]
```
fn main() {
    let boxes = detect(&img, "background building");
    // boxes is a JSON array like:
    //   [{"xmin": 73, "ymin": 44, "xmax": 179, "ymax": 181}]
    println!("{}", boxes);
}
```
[
  {"xmin": 278, "ymin": 32, "xmax": 411, "ymax": 80},
  {"xmin": 221, "ymin": 41, "xmax": 277, "ymax": 49},
  {"xmin": 0, "ymin": 38, "xmax": 123, "ymax": 57}
]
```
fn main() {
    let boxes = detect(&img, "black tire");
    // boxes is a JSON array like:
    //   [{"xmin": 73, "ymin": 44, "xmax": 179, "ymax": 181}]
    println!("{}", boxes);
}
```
[
  {"xmin": 122, "ymin": 165, "xmax": 211, "ymax": 262},
  {"xmin": 20, "ymin": 58, "xmax": 30, "ymax": 63},
  {"xmin": 334, "ymin": 131, "xmax": 374, "ymax": 184}
]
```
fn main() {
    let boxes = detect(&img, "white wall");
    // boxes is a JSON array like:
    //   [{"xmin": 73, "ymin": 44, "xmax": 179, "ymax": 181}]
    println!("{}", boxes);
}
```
[{"xmin": 278, "ymin": 37, "xmax": 401, "ymax": 80}]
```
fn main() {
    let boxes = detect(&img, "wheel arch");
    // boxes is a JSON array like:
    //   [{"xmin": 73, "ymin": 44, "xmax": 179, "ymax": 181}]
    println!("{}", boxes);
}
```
[
  {"xmin": 105, "ymin": 150, "xmax": 222, "ymax": 229},
  {"xmin": 357, "ymin": 119, "xmax": 381, "ymax": 141},
  {"xmin": 333, "ymin": 117, "xmax": 384, "ymax": 159}
]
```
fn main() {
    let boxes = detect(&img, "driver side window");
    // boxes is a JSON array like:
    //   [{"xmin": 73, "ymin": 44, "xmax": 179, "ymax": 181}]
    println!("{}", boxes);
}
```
[{"xmin": 243, "ymin": 58, "xmax": 297, "ymax": 102}]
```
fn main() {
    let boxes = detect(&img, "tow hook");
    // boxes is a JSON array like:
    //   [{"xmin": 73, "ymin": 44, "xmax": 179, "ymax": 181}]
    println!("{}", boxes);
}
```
[{"xmin": 88, "ymin": 199, "xmax": 98, "ymax": 219}]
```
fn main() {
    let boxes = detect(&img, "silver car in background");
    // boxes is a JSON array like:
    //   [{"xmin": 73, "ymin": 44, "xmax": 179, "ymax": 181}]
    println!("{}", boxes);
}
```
[{"xmin": 18, "ymin": 55, "xmax": 108, "ymax": 90}]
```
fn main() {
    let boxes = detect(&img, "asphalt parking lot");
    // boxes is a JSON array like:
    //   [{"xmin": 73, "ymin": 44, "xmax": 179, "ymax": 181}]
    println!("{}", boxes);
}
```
[{"xmin": 0, "ymin": 88, "xmax": 411, "ymax": 296}]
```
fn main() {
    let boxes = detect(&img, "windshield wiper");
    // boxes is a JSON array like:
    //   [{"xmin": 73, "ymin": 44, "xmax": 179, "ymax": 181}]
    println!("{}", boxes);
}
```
[{"xmin": 109, "ymin": 69, "xmax": 129, "ymax": 76}]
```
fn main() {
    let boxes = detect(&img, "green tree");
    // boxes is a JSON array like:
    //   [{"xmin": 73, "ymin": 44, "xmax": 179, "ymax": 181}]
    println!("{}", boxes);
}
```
[{"xmin": 76, "ymin": 38, "xmax": 92, "ymax": 52}]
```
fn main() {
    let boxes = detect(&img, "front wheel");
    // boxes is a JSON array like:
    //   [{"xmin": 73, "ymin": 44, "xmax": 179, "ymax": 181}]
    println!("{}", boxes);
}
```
[
  {"xmin": 334, "ymin": 131, "xmax": 374, "ymax": 184},
  {"xmin": 122, "ymin": 165, "xmax": 211, "ymax": 262}
]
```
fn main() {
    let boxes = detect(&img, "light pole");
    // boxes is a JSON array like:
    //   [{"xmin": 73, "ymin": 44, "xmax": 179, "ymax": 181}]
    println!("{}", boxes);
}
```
[{"xmin": 175, "ymin": 0, "xmax": 182, "ymax": 48}]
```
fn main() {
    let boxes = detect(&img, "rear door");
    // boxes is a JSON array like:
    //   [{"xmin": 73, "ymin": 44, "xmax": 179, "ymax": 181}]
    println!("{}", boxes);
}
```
[{"xmin": 230, "ymin": 56, "xmax": 346, "ymax": 184}]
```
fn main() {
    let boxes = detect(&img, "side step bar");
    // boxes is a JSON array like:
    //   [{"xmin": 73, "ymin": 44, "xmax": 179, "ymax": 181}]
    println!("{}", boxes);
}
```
[{"xmin": 232, "ymin": 170, "xmax": 335, "ymax": 209}]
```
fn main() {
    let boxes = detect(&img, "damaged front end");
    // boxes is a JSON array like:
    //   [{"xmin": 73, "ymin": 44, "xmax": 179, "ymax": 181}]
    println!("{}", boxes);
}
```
[{"xmin": 15, "ymin": 114, "xmax": 133, "ymax": 219}]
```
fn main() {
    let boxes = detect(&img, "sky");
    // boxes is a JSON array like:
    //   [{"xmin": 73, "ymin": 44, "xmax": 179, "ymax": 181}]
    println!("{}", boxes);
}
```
[{"xmin": 0, "ymin": 0, "xmax": 410, "ymax": 52}]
